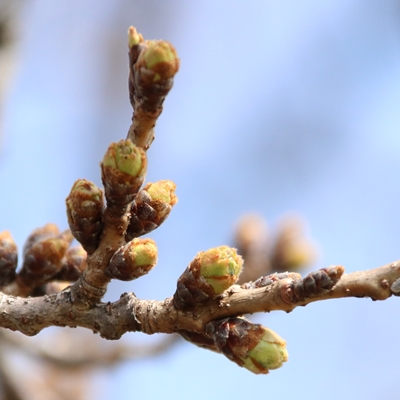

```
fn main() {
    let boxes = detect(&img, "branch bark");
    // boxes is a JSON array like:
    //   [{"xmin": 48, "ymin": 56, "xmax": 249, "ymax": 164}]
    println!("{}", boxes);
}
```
[{"xmin": 0, "ymin": 261, "xmax": 399, "ymax": 339}]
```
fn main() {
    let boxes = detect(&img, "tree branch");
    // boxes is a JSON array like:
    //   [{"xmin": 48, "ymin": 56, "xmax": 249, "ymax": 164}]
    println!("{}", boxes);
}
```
[{"xmin": 0, "ymin": 261, "xmax": 399, "ymax": 339}]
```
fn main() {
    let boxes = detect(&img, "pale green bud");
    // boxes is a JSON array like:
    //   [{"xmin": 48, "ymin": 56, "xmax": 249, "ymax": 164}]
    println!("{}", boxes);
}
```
[
  {"xmin": 242, "ymin": 328, "xmax": 288, "ymax": 373},
  {"xmin": 107, "ymin": 238, "xmax": 158, "ymax": 281},
  {"xmin": 102, "ymin": 140, "xmax": 145, "ymax": 178},
  {"xmin": 199, "ymin": 246, "xmax": 243, "ymax": 295}
]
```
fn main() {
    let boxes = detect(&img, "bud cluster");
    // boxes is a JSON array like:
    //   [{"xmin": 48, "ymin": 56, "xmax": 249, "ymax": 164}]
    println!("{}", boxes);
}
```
[
  {"xmin": 0, "ymin": 225, "xmax": 88, "ymax": 296},
  {"xmin": 174, "ymin": 246, "xmax": 243, "ymax": 309}
]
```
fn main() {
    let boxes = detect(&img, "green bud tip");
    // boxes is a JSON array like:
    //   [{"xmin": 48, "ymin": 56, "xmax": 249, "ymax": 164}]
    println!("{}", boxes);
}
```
[
  {"xmin": 242, "ymin": 328, "xmax": 288, "ymax": 374},
  {"xmin": 141, "ymin": 40, "xmax": 179, "ymax": 81},
  {"xmin": 130, "ymin": 238, "xmax": 158, "ymax": 267},
  {"xmin": 199, "ymin": 246, "xmax": 243, "ymax": 294},
  {"xmin": 69, "ymin": 179, "xmax": 103, "ymax": 201},
  {"xmin": 127, "ymin": 26, "xmax": 142, "ymax": 48},
  {"xmin": 103, "ymin": 140, "xmax": 145, "ymax": 177},
  {"xmin": 108, "ymin": 238, "xmax": 158, "ymax": 281},
  {"xmin": 146, "ymin": 180, "xmax": 177, "ymax": 206},
  {"xmin": 66, "ymin": 180, "xmax": 103, "ymax": 219},
  {"xmin": 143, "ymin": 40, "xmax": 177, "ymax": 68}
]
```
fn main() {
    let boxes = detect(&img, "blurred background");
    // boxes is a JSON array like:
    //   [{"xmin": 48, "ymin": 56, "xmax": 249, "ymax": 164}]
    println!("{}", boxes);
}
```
[{"xmin": 1, "ymin": 0, "xmax": 400, "ymax": 399}]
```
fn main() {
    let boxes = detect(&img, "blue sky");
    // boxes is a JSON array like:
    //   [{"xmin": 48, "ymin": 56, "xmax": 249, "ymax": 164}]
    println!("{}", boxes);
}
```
[{"xmin": 2, "ymin": 1, "xmax": 400, "ymax": 399}]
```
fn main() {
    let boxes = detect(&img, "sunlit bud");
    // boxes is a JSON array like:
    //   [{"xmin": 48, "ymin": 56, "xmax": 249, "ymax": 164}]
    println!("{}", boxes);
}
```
[
  {"xmin": 199, "ymin": 246, "xmax": 243, "ymax": 294},
  {"xmin": 66, "ymin": 179, "xmax": 104, "ymax": 254},
  {"xmin": 127, "ymin": 31, "xmax": 180, "ymax": 150},
  {"xmin": 126, "ymin": 180, "xmax": 177, "ymax": 240},
  {"xmin": 101, "ymin": 140, "xmax": 147, "ymax": 213},
  {"xmin": 173, "ymin": 246, "xmax": 242, "ymax": 309},
  {"xmin": 107, "ymin": 238, "xmax": 157, "ymax": 281},
  {"xmin": 139, "ymin": 40, "xmax": 179, "ymax": 82},
  {"xmin": 206, "ymin": 318, "xmax": 288, "ymax": 374},
  {"xmin": 103, "ymin": 140, "xmax": 145, "ymax": 177},
  {"xmin": 0, "ymin": 231, "xmax": 18, "ymax": 286}
]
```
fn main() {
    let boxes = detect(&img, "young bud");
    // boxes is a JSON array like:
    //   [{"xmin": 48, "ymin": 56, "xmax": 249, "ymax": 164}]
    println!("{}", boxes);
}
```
[
  {"xmin": 127, "ymin": 37, "xmax": 180, "ymax": 150},
  {"xmin": 55, "ymin": 245, "xmax": 87, "ymax": 282},
  {"xmin": 0, "ymin": 231, "xmax": 18, "ymax": 286},
  {"xmin": 101, "ymin": 140, "xmax": 147, "ymax": 213},
  {"xmin": 126, "ymin": 180, "xmax": 178, "ymax": 240},
  {"xmin": 206, "ymin": 318, "xmax": 288, "ymax": 374},
  {"xmin": 23, "ymin": 223, "xmax": 59, "ymax": 255},
  {"xmin": 173, "ymin": 246, "xmax": 243, "ymax": 309},
  {"xmin": 66, "ymin": 179, "xmax": 104, "ymax": 254},
  {"xmin": 106, "ymin": 238, "xmax": 157, "ymax": 281},
  {"xmin": 18, "ymin": 231, "xmax": 72, "ymax": 288},
  {"xmin": 139, "ymin": 40, "xmax": 179, "ymax": 83}
]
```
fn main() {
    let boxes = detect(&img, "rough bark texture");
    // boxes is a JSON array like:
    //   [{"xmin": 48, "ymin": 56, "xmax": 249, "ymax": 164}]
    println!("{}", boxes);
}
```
[{"xmin": 0, "ymin": 261, "xmax": 398, "ymax": 339}]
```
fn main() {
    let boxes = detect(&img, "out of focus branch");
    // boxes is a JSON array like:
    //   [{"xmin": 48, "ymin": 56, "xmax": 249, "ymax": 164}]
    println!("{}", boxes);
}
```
[{"xmin": 0, "ymin": 0, "xmax": 21, "ymax": 146}]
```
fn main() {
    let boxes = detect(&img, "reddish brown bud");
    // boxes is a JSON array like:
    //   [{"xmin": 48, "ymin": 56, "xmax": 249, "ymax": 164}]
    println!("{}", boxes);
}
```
[
  {"xmin": 23, "ymin": 223, "xmax": 59, "ymax": 256},
  {"xmin": 55, "ymin": 245, "xmax": 87, "ymax": 282},
  {"xmin": 126, "ymin": 180, "xmax": 177, "ymax": 240},
  {"xmin": 179, "ymin": 330, "xmax": 218, "ymax": 353},
  {"xmin": 66, "ymin": 179, "xmax": 104, "ymax": 254},
  {"xmin": 0, "ymin": 231, "xmax": 18, "ymax": 286},
  {"xmin": 18, "ymin": 230, "xmax": 73, "ymax": 288}
]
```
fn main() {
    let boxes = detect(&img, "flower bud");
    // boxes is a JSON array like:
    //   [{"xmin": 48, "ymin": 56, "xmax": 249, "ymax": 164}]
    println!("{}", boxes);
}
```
[
  {"xmin": 173, "ymin": 246, "xmax": 242, "ymax": 309},
  {"xmin": 127, "ymin": 37, "xmax": 180, "ymax": 150},
  {"xmin": 206, "ymin": 318, "xmax": 288, "ymax": 374},
  {"xmin": 101, "ymin": 140, "xmax": 147, "ymax": 213},
  {"xmin": 0, "ymin": 231, "xmax": 18, "ymax": 286},
  {"xmin": 23, "ymin": 223, "xmax": 59, "ymax": 256},
  {"xmin": 106, "ymin": 238, "xmax": 157, "ymax": 281},
  {"xmin": 66, "ymin": 179, "xmax": 104, "ymax": 254},
  {"xmin": 103, "ymin": 140, "xmax": 144, "ymax": 177},
  {"xmin": 55, "ymin": 245, "xmax": 87, "ymax": 282},
  {"xmin": 199, "ymin": 247, "xmax": 242, "ymax": 294},
  {"xmin": 139, "ymin": 40, "xmax": 179, "ymax": 82},
  {"xmin": 126, "ymin": 180, "xmax": 177, "ymax": 240},
  {"xmin": 18, "ymin": 230, "xmax": 73, "ymax": 288}
]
